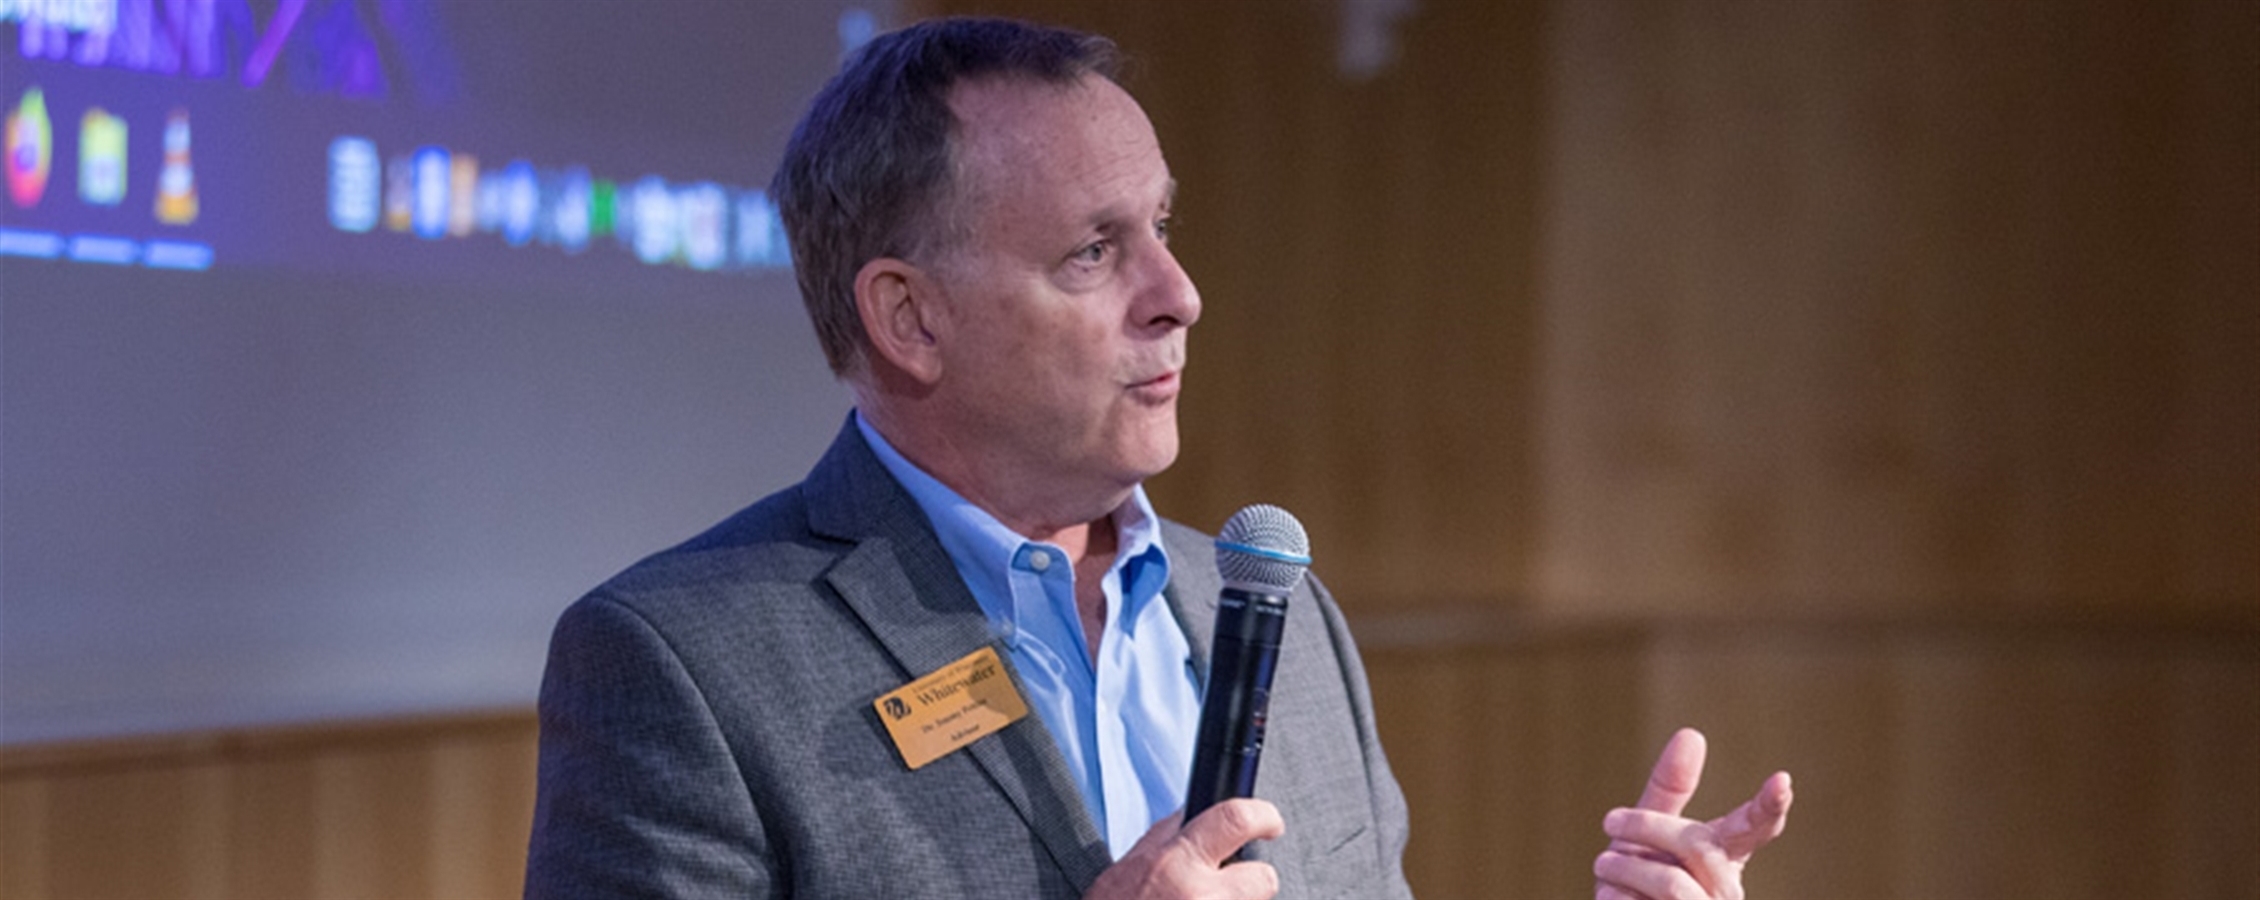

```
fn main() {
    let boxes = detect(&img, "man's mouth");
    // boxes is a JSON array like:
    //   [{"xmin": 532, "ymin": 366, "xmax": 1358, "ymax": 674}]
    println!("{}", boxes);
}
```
[{"xmin": 1128, "ymin": 369, "xmax": 1180, "ymax": 400}]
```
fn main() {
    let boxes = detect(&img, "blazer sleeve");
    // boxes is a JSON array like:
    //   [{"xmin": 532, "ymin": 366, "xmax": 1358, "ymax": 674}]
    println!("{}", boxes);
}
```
[
  {"xmin": 1311, "ymin": 573, "xmax": 1416, "ymax": 899},
  {"xmin": 524, "ymin": 593, "xmax": 776, "ymax": 899}
]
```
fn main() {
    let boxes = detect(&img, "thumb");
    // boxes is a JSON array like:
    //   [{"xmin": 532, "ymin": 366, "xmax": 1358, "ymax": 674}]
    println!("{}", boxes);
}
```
[
  {"xmin": 1178, "ymin": 798, "xmax": 1284, "ymax": 866},
  {"xmin": 1713, "ymin": 770, "xmax": 1794, "ymax": 859}
]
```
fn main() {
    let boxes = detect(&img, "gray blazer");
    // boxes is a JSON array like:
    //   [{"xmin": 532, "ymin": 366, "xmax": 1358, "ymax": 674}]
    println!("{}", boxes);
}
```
[{"xmin": 525, "ymin": 419, "xmax": 1412, "ymax": 898}]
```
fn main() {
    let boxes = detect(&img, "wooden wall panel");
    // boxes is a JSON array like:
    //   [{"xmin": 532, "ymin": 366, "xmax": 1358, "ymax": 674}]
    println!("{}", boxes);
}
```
[
  {"xmin": 1364, "ymin": 618, "xmax": 2260, "ymax": 899},
  {"xmin": 1640, "ymin": 628, "xmax": 1903, "ymax": 896},
  {"xmin": 927, "ymin": 0, "xmax": 2257, "ymax": 616},
  {"xmin": 2162, "ymin": 656, "xmax": 2260, "ymax": 898},
  {"xmin": 3, "ymin": 627, "xmax": 2251, "ymax": 900},
  {"xmin": 1533, "ymin": 0, "xmax": 2258, "ymax": 616},
  {"xmin": 913, "ymin": 0, "xmax": 2256, "ymax": 895},
  {"xmin": 0, "ymin": 711, "xmax": 537, "ymax": 900},
  {"xmin": 222, "ymin": 756, "xmax": 321, "ymax": 900},
  {"xmin": 425, "ymin": 735, "xmax": 544, "ymax": 900},
  {"xmin": 3, "ymin": 763, "xmax": 230, "ymax": 897},
  {"xmin": 1366, "ymin": 644, "xmax": 1653, "ymax": 899}
]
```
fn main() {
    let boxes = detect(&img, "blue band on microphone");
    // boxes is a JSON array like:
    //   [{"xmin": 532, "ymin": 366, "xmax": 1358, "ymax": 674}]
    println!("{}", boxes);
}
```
[{"xmin": 1213, "ymin": 539, "xmax": 1312, "ymax": 567}]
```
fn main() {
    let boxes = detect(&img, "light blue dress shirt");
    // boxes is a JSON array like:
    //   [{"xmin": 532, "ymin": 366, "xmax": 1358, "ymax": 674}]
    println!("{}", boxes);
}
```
[{"xmin": 856, "ymin": 413, "xmax": 1201, "ymax": 857}]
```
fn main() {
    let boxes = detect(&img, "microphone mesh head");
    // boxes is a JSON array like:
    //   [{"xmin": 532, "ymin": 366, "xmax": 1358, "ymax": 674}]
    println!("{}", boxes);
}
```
[{"xmin": 1215, "ymin": 504, "xmax": 1312, "ymax": 594}]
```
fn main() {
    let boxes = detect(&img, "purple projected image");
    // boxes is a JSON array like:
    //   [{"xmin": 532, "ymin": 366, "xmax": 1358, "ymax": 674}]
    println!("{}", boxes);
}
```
[
  {"xmin": 1, "ymin": 0, "xmax": 799, "ymax": 278},
  {"xmin": 6, "ymin": 0, "xmax": 456, "ymax": 97},
  {"xmin": 1, "ymin": 0, "xmax": 884, "ymax": 745}
]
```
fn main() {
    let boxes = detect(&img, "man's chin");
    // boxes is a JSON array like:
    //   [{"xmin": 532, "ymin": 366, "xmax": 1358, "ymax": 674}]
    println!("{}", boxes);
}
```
[
  {"xmin": 1124, "ymin": 437, "xmax": 1180, "ymax": 484},
  {"xmin": 1089, "ymin": 416, "xmax": 1179, "ymax": 485}
]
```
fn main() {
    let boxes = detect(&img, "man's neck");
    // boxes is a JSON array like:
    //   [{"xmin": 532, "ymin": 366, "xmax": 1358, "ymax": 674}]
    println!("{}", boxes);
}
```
[
  {"xmin": 856, "ymin": 400, "xmax": 1135, "ymax": 547},
  {"xmin": 1025, "ymin": 511, "xmax": 1112, "ymax": 565},
  {"xmin": 858, "ymin": 402, "xmax": 1127, "ymax": 662}
]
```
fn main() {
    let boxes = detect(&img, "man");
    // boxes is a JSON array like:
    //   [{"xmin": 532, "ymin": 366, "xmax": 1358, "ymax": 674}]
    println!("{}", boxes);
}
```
[{"xmin": 526, "ymin": 16, "xmax": 1788, "ymax": 900}]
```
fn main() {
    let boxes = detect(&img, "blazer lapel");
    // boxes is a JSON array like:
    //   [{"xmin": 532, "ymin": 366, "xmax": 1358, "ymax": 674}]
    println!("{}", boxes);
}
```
[
  {"xmin": 1160, "ymin": 522, "xmax": 1221, "ymax": 686},
  {"xmin": 804, "ymin": 417, "xmax": 1114, "ymax": 890}
]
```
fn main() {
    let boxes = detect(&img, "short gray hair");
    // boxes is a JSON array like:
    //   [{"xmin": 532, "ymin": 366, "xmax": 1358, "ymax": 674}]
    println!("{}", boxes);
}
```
[{"xmin": 769, "ymin": 17, "xmax": 1122, "ymax": 377}]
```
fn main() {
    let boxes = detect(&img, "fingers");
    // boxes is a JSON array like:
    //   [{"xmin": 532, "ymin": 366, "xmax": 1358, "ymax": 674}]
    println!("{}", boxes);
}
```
[
  {"xmin": 1595, "ymin": 848, "xmax": 1709, "ymax": 900},
  {"xmin": 1085, "ymin": 802, "xmax": 1281, "ymax": 900},
  {"xmin": 1714, "ymin": 771, "xmax": 1794, "ymax": 858},
  {"xmin": 1599, "ymin": 731, "xmax": 1791, "ymax": 900},
  {"xmin": 1119, "ymin": 809, "xmax": 1188, "ymax": 861},
  {"xmin": 1634, "ymin": 728, "xmax": 1707, "ymax": 816},
  {"xmin": 1603, "ymin": 728, "xmax": 1709, "ymax": 892},
  {"xmin": 1603, "ymin": 809, "xmax": 1736, "ymax": 898},
  {"xmin": 1212, "ymin": 859, "xmax": 1281, "ymax": 900},
  {"xmin": 1178, "ymin": 798, "xmax": 1285, "ymax": 867}
]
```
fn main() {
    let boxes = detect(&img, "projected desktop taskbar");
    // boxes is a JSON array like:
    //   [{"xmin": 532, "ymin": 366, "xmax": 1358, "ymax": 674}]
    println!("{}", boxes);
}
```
[
  {"xmin": 0, "ymin": 228, "xmax": 212, "ymax": 269},
  {"xmin": 325, "ymin": 137, "xmax": 791, "ymax": 275},
  {"xmin": 1, "ymin": 84, "xmax": 788, "ymax": 278}
]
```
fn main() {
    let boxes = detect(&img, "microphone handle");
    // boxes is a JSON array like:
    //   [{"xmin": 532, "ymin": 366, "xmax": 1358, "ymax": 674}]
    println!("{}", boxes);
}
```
[{"xmin": 1184, "ymin": 586, "xmax": 1289, "ymax": 827}]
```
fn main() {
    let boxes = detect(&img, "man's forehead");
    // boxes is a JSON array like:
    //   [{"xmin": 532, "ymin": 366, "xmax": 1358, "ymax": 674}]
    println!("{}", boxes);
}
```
[
  {"xmin": 948, "ymin": 73, "xmax": 1120, "ymax": 148},
  {"xmin": 945, "ymin": 69, "xmax": 1106, "ymax": 112},
  {"xmin": 945, "ymin": 74, "xmax": 1168, "ymax": 204}
]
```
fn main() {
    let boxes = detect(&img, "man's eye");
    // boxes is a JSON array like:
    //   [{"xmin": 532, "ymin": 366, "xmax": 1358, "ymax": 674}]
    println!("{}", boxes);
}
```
[
  {"xmin": 1155, "ymin": 217, "xmax": 1173, "ymax": 243},
  {"xmin": 1071, "ymin": 240, "xmax": 1111, "ymax": 265}
]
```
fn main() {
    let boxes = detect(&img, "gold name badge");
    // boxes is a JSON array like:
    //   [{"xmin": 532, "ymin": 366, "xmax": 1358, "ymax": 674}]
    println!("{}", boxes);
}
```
[{"xmin": 873, "ymin": 645, "xmax": 1030, "ymax": 770}]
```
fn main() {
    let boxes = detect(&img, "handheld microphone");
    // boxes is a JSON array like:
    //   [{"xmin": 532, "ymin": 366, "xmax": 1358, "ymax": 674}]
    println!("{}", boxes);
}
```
[{"xmin": 1183, "ymin": 504, "xmax": 1311, "ymax": 828}]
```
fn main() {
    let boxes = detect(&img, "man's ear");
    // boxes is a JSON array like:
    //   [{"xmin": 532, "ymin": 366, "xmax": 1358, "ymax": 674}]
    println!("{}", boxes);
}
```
[{"xmin": 854, "ymin": 257, "xmax": 945, "ymax": 385}]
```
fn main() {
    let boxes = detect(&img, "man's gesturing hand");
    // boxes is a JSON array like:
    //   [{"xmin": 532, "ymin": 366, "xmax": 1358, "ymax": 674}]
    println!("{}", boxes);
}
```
[
  {"xmin": 1594, "ymin": 728, "xmax": 1793, "ymax": 900},
  {"xmin": 1086, "ymin": 798, "xmax": 1285, "ymax": 900}
]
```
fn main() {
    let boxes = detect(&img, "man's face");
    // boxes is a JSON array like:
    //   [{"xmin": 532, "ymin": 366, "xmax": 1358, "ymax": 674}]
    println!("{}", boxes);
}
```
[{"xmin": 924, "ymin": 75, "xmax": 1200, "ymax": 509}]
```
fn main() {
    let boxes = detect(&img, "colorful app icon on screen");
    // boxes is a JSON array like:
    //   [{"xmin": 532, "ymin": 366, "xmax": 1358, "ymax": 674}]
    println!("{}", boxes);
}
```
[
  {"xmin": 448, "ymin": 154, "xmax": 479, "ymax": 236},
  {"xmin": 553, "ymin": 167, "xmax": 591, "ymax": 253},
  {"xmin": 78, "ymin": 107, "xmax": 127, "ymax": 206},
  {"xmin": 328, "ymin": 136, "xmax": 379, "ymax": 232},
  {"xmin": 154, "ymin": 110, "xmax": 198, "ymax": 224},
  {"xmin": 589, "ymin": 179, "xmax": 616, "ymax": 239},
  {"xmin": 736, "ymin": 190, "xmax": 783, "ymax": 268},
  {"xmin": 6, "ymin": 87, "xmax": 53, "ymax": 209},
  {"xmin": 630, "ymin": 176, "xmax": 677, "ymax": 265},
  {"xmin": 474, "ymin": 169, "xmax": 505, "ymax": 234},
  {"xmin": 384, "ymin": 153, "xmax": 413, "ymax": 232},
  {"xmin": 679, "ymin": 182, "xmax": 727, "ymax": 271},
  {"xmin": 412, "ymin": 146, "xmax": 449, "ymax": 239},
  {"xmin": 501, "ymin": 160, "xmax": 537, "ymax": 247}
]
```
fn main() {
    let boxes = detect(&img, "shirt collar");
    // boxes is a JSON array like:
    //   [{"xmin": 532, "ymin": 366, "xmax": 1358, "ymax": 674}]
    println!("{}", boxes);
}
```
[{"xmin": 855, "ymin": 411, "xmax": 1172, "ymax": 641}]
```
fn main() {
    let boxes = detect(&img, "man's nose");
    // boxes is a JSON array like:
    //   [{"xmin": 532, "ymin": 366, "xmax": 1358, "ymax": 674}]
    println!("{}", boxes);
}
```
[{"xmin": 1136, "ymin": 243, "xmax": 1201, "ymax": 331}]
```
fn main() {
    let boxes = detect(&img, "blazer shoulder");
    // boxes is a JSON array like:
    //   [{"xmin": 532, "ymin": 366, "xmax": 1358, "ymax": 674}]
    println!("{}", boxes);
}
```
[
  {"xmin": 1159, "ymin": 517, "xmax": 1219, "ymax": 570},
  {"xmin": 587, "ymin": 480, "xmax": 839, "ymax": 613}
]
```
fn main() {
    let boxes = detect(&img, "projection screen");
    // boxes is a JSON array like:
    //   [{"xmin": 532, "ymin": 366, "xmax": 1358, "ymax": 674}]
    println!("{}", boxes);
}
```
[{"xmin": 2, "ymin": 0, "xmax": 889, "ymax": 743}]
